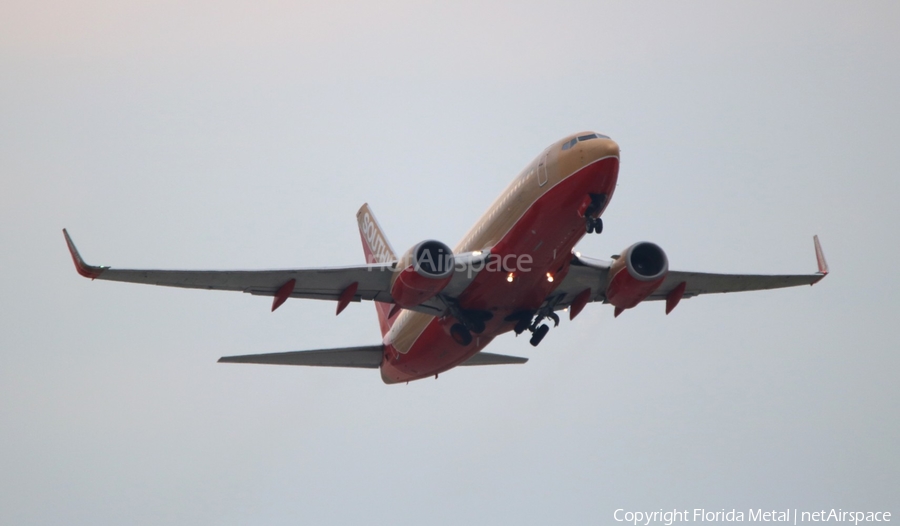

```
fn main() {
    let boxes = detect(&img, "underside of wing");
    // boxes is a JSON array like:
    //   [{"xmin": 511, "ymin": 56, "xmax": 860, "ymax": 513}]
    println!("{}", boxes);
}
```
[
  {"xmin": 647, "ymin": 270, "xmax": 824, "ymax": 300},
  {"xmin": 550, "ymin": 236, "xmax": 828, "ymax": 312},
  {"xmin": 62, "ymin": 229, "xmax": 482, "ymax": 315},
  {"xmin": 62, "ymin": 229, "xmax": 444, "ymax": 313},
  {"xmin": 218, "ymin": 345, "xmax": 384, "ymax": 368},
  {"xmin": 459, "ymin": 352, "xmax": 528, "ymax": 366}
]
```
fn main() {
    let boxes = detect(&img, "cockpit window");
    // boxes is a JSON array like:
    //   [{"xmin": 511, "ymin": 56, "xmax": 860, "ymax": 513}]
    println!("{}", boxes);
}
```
[{"xmin": 562, "ymin": 133, "xmax": 610, "ymax": 151}]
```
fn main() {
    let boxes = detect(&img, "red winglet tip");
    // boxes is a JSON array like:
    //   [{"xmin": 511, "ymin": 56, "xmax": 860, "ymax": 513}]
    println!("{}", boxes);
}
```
[
  {"xmin": 62, "ymin": 229, "xmax": 105, "ymax": 280},
  {"xmin": 813, "ymin": 235, "xmax": 828, "ymax": 277}
]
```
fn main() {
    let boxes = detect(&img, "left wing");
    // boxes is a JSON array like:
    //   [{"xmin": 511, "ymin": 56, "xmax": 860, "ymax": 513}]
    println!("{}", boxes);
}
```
[
  {"xmin": 63, "ymin": 230, "xmax": 494, "ymax": 315},
  {"xmin": 63, "ymin": 229, "xmax": 412, "ymax": 312},
  {"xmin": 551, "ymin": 236, "xmax": 828, "ymax": 314}
]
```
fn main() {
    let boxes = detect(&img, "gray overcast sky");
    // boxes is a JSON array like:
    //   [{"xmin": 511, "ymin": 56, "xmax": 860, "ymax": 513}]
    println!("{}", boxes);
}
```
[{"xmin": 1, "ymin": 1, "xmax": 898, "ymax": 524}]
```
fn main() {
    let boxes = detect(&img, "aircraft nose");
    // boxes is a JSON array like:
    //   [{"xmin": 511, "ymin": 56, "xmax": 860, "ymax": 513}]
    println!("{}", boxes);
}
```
[
  {"xmin": 589, "ymin": 136, "xmax": 620, "ymax": 161},
  {"xmin": 560, "ymin": 132, "xmax": 619, "ymax": 163},
  {"xmin": 556, "ymin": 133, "xmax": 620, "ymax": 183},
  {"xmin": 560, "ymin": 133, "xmax": 620, "ymax": 166}
]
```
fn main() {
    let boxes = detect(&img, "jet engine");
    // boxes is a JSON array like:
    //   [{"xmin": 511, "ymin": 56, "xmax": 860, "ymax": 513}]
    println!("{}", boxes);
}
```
[
  {"xmin": 605, "ymin": 242, "xmax": 668, "ymax": 314},
  {"xmin": 390, "ymin": 240, "xmax": 455, "ymax": 308}
]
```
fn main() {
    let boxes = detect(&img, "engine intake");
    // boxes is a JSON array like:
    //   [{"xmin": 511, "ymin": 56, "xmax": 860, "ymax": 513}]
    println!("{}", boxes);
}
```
[
  {"xmin": 606, "ymin": 242, "xmax": 668, "ymax": 313},
  {"xmin": 626, "ymin": 242, "xmax": 668, "ymax": 280},
  {"xmin": 390, "ymin": 240, "xmax": 455, "ymax": 308},
  {"xmin": 412, "ymin": 240, "xmax": 454, "ymax": 278}
]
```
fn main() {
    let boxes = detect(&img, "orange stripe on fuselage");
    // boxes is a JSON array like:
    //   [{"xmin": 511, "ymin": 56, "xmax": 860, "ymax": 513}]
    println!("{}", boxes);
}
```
[{"xmin": 380, "ymin": 135, "xmax": 619, "ymax": 384}]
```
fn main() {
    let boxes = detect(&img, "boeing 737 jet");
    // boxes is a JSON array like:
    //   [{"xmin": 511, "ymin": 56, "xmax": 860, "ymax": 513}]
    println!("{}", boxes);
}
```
[{"xmin": 64, "ymin": 132, "xmax": 828, "ymax": 383}]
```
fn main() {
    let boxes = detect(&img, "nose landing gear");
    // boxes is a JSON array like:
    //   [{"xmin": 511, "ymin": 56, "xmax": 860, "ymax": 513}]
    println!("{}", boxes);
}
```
[
  {"xmin": 581, "ymin": 193, "xmax": 606, "ymax": 234},
  {"xmin": 586, "ymin": 216, "xmax": 603, "ymax": 234}
]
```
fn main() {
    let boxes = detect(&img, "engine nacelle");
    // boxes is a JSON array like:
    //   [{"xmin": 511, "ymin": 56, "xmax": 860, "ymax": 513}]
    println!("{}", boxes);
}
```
[
  {"xmin": 390, "ymin": 240, "xmax": 455, "ymax": 308},
  {"xmin": 606, "ymin": 242, "xmax": 668, "ymax": 313}
]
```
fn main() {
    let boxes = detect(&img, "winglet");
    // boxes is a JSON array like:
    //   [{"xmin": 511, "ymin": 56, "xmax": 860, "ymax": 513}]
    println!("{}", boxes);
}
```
[
  {"xmin": 62, "ymin": 229, "xmax": 106, "ymax": 280},
  {"xmin": 812, "ymin": 235, "xmax": 828, "ymax": 284}
]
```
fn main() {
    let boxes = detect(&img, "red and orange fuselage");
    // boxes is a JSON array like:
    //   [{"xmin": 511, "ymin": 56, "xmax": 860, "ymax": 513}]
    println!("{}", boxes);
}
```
[{"xmin": 379, "ymin": 133, "xmax": 620, "ymax": 383}]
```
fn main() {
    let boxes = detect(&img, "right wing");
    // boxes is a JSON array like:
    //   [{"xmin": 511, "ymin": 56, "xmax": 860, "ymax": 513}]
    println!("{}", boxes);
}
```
[
  {"xmin": 551, "ymin": 236, "xmax": 828, "ymax": 312},
  {"xmin": 649, "ymin": 235, "xmax": 829, "ymax": 298}
]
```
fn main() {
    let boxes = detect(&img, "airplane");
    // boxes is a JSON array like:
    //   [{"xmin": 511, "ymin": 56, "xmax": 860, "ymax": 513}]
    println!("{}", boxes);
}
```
[{"xmin": 63, "ymin": 131, "xmax": 829, "ymax": 384}]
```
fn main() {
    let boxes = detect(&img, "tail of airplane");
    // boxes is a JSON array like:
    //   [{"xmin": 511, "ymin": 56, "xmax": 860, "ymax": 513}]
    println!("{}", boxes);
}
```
[{"xmin": 356, "ymin": 203, "xmax": 399, "ymax": 337}]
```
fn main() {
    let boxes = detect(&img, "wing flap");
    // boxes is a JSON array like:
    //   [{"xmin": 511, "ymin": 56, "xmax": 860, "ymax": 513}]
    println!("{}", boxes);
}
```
[{"xmin": 218, "ymin": 345, "xmax": 384, "ymax": 368}]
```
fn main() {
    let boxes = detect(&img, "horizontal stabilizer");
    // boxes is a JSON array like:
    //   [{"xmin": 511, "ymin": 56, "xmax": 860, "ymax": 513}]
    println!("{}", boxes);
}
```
[
  {"xmin": 459, "ymin": 352, "xmax": 528, "ymax": 366},
  {"xmin": 218, "ymin": 345, "xmax": 383, "ymax": 368}
]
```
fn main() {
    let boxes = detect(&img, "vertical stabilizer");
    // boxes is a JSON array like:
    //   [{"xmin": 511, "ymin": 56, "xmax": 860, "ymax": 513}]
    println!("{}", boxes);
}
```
[
  {"xmin": 357, "ymin": 203, "xmax": 398, "ymax": 264},
  {"xmin": 357, "ymin": 204, "xmax": 399, "ymax": 336}
]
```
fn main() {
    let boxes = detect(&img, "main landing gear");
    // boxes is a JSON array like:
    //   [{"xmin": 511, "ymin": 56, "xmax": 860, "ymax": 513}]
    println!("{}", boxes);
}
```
[
  {"xmin": 450, "ymin": 323, "xmax": 473, "ymax": 346},
  {"xmin": 442, "ymin": 295, "xmax": 492, "ymax": 347},
  {"xmin": 529, "ymin": 324, "xmax": 550, "ymax": 346},
  {"xmin": 508, "ymin": 295, "xmax": 564, "ymax": 347}
]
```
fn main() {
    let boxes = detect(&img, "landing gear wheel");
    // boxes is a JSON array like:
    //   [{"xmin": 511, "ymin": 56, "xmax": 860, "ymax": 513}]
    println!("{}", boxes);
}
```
[
  {"xmin": 594, "ymin": 217, "xmax": 603, "ymax": 234},
  {"xmin": 586, "ymin": 217, "xmax": 603, "ymax": 234},
  {"xmin": 585, "ymin": 219, "xmax": 595, "ymax": 234},
  {"xmin": 461, "ymin": 309, "xmax": 491, "ymax": 334},
  {"xmin": 450, "ymin": 323, "xmax": 473, "ymax": 346},
  {"xmin": 529, "ymin": 324, "xmax": 550, "ymax": 347}
]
